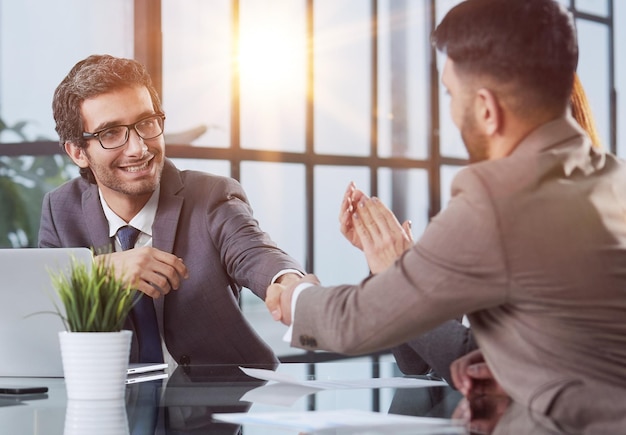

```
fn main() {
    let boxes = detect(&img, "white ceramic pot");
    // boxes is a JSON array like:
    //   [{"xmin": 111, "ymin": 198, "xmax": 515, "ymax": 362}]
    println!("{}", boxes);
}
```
[{"xmin": 59, "ymin": 330, "xmax": 132, "ymax": 400}]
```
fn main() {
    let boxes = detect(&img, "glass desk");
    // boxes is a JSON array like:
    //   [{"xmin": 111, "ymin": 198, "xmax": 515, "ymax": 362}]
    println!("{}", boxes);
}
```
[{"xmin": 0, "ymin": 359, "xmax": 581, "ymax": 434}]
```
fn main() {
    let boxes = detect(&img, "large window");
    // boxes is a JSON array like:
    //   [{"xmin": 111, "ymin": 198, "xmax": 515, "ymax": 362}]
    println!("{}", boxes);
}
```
[{"xmin": 1, "ymin": 0, "xmax": 621, "ymax": 360}]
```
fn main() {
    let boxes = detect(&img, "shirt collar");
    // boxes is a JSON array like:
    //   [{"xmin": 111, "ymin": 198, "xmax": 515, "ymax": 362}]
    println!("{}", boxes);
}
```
[{"xmin": 100, "ymin": 186, "xmax": 160, "ymax": 238}]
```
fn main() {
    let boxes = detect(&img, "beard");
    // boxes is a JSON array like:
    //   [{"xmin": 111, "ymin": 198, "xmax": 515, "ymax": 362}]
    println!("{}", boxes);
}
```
[
  {"xmin": 460, "ymin": 105, "xmax": 490, "ymax": 163},
  {"xmin": 84, "ymin": 147, "xmax": 164, "ymax": 198}
]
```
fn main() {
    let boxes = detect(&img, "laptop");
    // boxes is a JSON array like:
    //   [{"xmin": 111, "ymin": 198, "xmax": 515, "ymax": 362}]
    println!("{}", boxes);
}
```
[{"xmin": 0, "ymin": 248, "xmax": 167, "ymax": 381}]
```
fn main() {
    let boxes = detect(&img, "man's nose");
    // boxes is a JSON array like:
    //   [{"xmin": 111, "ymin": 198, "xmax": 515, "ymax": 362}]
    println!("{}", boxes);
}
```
[{"xmin": 124, "ymin": 129, "xmax": 147, "ymax": 155}]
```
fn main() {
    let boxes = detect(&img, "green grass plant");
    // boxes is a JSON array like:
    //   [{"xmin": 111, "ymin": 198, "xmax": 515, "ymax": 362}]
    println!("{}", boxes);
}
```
[{"xmin": 49, "ymin": 255, "xmax": 137, "ymax": 332}]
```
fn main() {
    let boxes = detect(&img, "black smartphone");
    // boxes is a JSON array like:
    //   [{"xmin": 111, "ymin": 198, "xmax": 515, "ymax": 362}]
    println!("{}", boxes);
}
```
[{"xmin": 0, "ymin": 386, "xmax": 48, "ymax": 395}]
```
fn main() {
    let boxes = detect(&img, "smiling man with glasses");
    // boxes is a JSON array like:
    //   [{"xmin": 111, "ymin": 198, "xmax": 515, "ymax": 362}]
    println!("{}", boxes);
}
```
[{"xmin": 39, "ymin": 54, "xmax": 304, "ymax": 369}]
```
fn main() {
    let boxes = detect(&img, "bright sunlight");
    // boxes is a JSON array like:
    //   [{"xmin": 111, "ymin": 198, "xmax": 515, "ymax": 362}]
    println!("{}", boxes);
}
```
[{"xmin": 237, "ymin": 3, "xmax": 306, "ymax": 98}]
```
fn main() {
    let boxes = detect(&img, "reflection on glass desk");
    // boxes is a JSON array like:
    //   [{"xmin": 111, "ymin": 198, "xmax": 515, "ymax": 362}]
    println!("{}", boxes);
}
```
[
  {"xmin": 0, "ymin": 359, "xmax": 464, "ymax": 434},
  {"xmin": 0, "ymin": 359, "xmax": 626, "ymax": 435}
]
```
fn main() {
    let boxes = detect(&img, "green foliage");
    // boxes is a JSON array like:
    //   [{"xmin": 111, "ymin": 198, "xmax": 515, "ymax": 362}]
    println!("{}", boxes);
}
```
[
  {"xmin": 0, "ymin": 155, "xmax": 76, "ymax": 247},
  {"xmin": 49, "ymin": 256, "xmax": 138, "ymax": 332},
  {"xmin": 1, "ymin": 115, "xmax": 77, "ymax": 248}
]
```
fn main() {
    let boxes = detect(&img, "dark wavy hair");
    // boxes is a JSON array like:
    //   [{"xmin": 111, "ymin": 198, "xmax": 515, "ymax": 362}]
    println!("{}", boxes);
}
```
[
  {"xmin": 52, "ymin": 54, "xmax": 163, "ymax": 182},
  {"xmin": 432, "ymin": 0, "xmax": 578, "ymax": 117}
]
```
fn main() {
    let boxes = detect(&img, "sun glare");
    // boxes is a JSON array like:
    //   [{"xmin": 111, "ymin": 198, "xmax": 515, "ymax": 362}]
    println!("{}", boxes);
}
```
[{"xmin": 237, "ymin": 16, "xmax": 305, "ymax": 95}]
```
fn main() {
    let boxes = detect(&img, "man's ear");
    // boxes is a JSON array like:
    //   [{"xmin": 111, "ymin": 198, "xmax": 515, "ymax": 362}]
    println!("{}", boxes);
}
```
[
  {"xmin": 64, "ymin": 141, "xmax": 89, "ymax": 169},
  {"xmin": 475, "ymin": 88, "xmax": 501, "ymax": 136}
]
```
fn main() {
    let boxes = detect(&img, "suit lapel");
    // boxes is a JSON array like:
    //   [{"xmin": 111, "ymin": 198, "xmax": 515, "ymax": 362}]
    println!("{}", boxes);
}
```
[
  {"xmin": 152, "ymin": 160, "xmax": 184, "ymax": 253},
  {"xmin": 151, "ymin": 160, "xmax": 184, "ymax": 335},
  {"xmin": 82, "ymin": 184, "xmax": 115, "ymax": 254}
]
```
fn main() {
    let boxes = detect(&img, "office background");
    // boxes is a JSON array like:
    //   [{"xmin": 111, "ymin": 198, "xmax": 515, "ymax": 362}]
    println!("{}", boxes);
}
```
[{"xmin": 1, "ymin": 0, "xmax": 624, "ymax": 359}]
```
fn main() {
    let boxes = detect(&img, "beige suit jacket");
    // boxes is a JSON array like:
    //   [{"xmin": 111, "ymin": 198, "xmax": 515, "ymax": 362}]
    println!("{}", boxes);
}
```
[{"xmin": 292, "ymin": 116, "xmax": 626, "ymax": 426}]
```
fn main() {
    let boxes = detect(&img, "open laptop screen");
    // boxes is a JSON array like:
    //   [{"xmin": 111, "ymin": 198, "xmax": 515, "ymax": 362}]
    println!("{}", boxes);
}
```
[{"xmin": 0, "ymin": 248, "xmax": 93, "ymax": 377}]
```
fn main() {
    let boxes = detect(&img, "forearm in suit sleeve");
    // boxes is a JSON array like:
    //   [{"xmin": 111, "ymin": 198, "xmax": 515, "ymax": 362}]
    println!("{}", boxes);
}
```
[
  {"xmin": 392, "ymin": 320, "xmax": 476, "ymax": 384},
  {"xmin": 290, "ymin": 169, "xmax": 507, "ymax": 355}
]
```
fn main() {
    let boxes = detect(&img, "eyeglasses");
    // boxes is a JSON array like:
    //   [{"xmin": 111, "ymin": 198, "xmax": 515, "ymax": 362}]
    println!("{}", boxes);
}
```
[{"xmin": 82, "ymin": 113, "xmax": 166, "ymax": 150}]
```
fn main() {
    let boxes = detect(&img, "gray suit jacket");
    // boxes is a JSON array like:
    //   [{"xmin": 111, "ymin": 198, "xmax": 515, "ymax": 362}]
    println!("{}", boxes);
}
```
[
  {"xmin": 39, "ymin": 159, "xmax": 303, "ymax": 368},
  {"xmin": 392, "ymin": 319, "xmax": 476, "ymax": 383},
  {"xmin": 291, "ymin": 116, "xmax": 626, "ymax": 427}
]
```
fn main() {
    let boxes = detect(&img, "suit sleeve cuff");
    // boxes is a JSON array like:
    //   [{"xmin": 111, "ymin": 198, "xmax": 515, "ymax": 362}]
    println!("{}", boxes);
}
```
[
  {"xmin": 282, "ymin": 282, "xmax": 315, "ymax": 342},
  {"xmin": 271, "ymin": 269, "xmax": 304, "ymax": 284}
]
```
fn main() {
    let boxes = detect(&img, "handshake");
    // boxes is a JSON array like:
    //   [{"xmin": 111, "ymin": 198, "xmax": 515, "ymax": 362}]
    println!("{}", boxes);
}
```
[
  {"xmin": 265, "ymin": 273, "xmax": 319, "ymax": 326},
  {"xmin": 265, "ymin": 181, "xmax": 412, "ymax": 326}
]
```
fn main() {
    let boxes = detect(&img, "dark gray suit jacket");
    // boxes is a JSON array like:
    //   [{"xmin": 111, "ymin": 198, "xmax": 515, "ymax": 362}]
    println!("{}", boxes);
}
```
[
  {"xmin": 290, "ymin": 116, "xmax": 626, "ymax": 428},
  {"xmin": 39, "ymin": 159, "xmax": 303, "ymax": 368},
  {"xmin": 392, "ymin": 319, "xmax": 476, "ymax": 384}
]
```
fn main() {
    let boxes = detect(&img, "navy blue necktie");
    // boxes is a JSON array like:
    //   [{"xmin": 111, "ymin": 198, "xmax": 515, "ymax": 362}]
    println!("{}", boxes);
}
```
[{"xmin": 117, "ymin": 226, "xmax": 164, "ymax": 363}]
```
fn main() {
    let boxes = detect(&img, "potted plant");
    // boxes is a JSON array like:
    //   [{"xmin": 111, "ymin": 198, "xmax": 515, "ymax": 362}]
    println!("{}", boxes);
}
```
[{"xmin": 49, "ymin": 255, "xmax": 137, "ymax": 400}]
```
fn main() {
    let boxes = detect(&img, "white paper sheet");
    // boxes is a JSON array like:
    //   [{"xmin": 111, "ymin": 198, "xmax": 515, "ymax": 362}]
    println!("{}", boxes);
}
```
[
  {"xmin": 240, "ymin": 366, "xmax": 448, "ymax": 390},
  {"xmin": 240, "ymin": 381, "xmax": 323, "ymax": 406},
  {"xmin": 238, "ymin": 366, "xmax": 449, "ymax": 406},
  {"xmin": 212, "ymin": 409, "xmax": 465, "ymax": 434}
]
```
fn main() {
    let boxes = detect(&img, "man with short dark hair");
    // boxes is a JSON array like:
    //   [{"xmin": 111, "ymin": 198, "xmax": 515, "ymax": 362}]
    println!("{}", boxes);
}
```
[
  {"xmin": 41, "ymin": 54, "xmax": 304, "ymax": 368},
  {"xmin": 266, "ymin": 0, "xmax": 626, "ymax": 429}
]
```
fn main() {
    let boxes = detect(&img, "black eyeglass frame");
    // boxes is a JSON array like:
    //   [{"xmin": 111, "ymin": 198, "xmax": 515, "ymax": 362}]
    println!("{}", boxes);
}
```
[{"xmin": 82, "ymin": 113, "xmax": 166, "ymax": 150}]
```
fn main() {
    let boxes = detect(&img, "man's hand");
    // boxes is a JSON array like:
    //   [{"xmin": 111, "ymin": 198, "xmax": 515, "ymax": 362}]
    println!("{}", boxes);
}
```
[
  {"xmin": 275, "ymin": 272, "xmax": 303, "ymax": 287},
  {"xmin": 450, "ymin": 349, "xmax": 508, "ymax": 398},
  {"xmin": 339, "ymin": 182, "xmax": 370, "ymax": 250},
  {"xmin": 96, "ymin": 247, "xmax": 189, "ymax": 299},
  {"xmin": 452, "ymin": 395, "xmax": 512, "ymax": 434},
  {"xmin": 265, "ymin": 274, "xmax": 320, "ymax": 326},
  {"xmin": 352, "ymin": 197, "xmax": 413, "ymax": 274},
  {"xmin": 451, "ymin": 350, "xmax": 511, "ymax": 434}
]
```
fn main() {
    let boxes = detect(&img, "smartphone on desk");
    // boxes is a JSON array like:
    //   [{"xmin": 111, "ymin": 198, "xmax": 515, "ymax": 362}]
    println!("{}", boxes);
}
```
[
  {"xmin": 0, "ymin": 386, "xmax": 49, "ymax": 405},
  {"xmin": 0, "ymin": 385, "xmax": 48, "ymax": 395}
]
